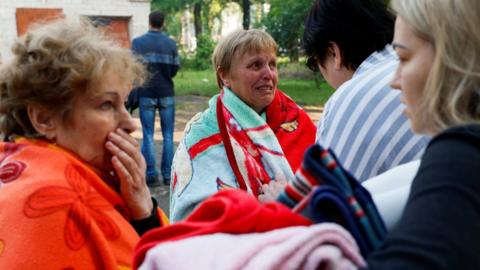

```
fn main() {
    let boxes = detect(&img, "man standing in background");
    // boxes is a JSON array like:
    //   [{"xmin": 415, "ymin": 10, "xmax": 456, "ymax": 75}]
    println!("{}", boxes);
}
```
[{"xmin": 132, "ymin": 10, "xmax": 179, "ymax": 187}]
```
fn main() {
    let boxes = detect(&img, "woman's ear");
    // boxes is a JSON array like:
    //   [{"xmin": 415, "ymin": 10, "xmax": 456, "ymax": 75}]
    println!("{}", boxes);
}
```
[
  {"xmin": 27, "ymin": 103, "xmax": 57, "ymax": 140},
  {"xmin": 217, "ymin": 67, "xmax": 231, "ymax": 88},
  {"xmin": 328, "ymin": 42, "xmax": 344, "ymax": 70}
]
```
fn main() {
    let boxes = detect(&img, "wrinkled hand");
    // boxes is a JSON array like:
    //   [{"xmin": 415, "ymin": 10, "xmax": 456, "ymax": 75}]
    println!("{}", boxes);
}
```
[
  {"xmin": 106, "ymin": 129, "xmax": 153, "ymax": 220},
  {"xmin": 258, "ymin": 173, "xmax": 288, "ymax": 203}
]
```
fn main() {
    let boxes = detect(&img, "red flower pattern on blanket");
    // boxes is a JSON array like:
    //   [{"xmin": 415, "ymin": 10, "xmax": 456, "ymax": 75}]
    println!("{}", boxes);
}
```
[
  {"xmin": 0, "ymin": 143, "xmax": 27, "ymax": 184},
  {"xmin": 0, "ymin": 160, "xmax": 27, "ymax": 184},
  {"xmin": 24, "ymin": 163, "xmax": 120, "ymax": 250}
]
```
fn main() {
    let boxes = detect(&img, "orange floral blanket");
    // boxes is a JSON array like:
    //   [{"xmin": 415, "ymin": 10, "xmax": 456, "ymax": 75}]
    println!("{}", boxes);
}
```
[{"xmin": 0, "ymin": 138, "xmax": 166, "ymax": 269}]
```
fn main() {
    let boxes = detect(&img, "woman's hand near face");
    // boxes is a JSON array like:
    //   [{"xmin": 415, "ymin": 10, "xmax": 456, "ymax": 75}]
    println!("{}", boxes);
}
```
[{"xmin": 106, "ymin": 129, "xmax": 153, "ymax": 220}]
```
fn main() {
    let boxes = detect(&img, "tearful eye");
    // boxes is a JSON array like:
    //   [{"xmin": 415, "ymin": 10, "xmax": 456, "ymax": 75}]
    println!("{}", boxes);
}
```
[
  {"xmin": 100, "ymin": 101, "xmax": 114, "ymax": 110},
  {"xmin": 249, "ymin": 62, "xmax": 261, "ymax": 70}
]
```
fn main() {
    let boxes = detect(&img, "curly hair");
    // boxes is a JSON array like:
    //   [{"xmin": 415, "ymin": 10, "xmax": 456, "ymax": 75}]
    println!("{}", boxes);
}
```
[{"xmin": 0, "ymin": 18, "xmax": 145, "ymax": 140}]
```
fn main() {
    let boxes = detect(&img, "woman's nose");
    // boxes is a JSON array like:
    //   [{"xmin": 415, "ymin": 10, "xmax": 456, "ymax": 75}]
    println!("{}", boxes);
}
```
[
  {"xmin": 390, "ymin": 67, "xmax": 402, "ymax": 91},
  {"xmin": 262, "ymin": 65, "xmax": 276, "ymax": 80},
  {"xmin": 119, "ymin": 107, "xmax": 138, "ymax": 134}
]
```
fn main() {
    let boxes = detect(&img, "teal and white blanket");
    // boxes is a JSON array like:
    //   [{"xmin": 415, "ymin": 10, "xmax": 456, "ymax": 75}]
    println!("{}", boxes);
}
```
[{"xmin": 169, "ymin": 87, "xmax": 297, "ymax": 222}]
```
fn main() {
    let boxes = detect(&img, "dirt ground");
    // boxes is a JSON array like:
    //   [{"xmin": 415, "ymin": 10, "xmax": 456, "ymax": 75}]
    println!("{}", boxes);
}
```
[{"xmin": 132, "ymin": 95, "xmax": 323, "ymax": 216}]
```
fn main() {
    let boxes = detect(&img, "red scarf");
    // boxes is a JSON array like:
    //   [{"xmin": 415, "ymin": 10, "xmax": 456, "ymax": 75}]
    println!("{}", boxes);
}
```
[
  {"xmin": 218, "ymin": 89, "xmax": 317, "ymax": 196},
  {"xmin": 266, "ymin": 89, "xmax": 317, "ymax": 171}
]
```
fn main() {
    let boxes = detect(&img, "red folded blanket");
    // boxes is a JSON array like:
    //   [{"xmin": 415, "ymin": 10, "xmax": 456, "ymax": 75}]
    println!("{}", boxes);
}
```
[{"xmin": 134, "ymin": 189, "xmax": 312, "ymax": 268}]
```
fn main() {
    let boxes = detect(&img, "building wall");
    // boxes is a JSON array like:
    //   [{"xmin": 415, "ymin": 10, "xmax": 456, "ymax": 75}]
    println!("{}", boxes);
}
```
[{"xmin": 0, "ymin": 0, "xmax": 150, "ymax": 62}]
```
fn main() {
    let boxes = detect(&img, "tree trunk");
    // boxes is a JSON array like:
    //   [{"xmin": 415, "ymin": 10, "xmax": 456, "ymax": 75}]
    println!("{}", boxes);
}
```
[
  {"xmin": 290, "ymin": 42, "xmax": 300, "ymax": 62},
  {"xmin": 242, "ymin": 0, "xmax": 251, "ymax": 30},
  {"xmin": 289, "ymin": 49, "xmax": 299, "ymax": 63},
  {"xmin": 194, "ymin": 2, "xmax": 202, "ymax": 38}
]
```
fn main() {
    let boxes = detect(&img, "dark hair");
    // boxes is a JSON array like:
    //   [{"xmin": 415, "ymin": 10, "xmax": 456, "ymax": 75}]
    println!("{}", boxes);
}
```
[
  {"xmin": 303, "ymin": 0, "xmax": 395, "ymax": 70},
  {"xmin": 149, "ymin": 10, "xmax": 165, "ymax": 29}
]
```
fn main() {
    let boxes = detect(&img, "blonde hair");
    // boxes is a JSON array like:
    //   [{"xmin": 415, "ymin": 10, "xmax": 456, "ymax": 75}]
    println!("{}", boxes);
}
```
[
  {"xmin": 212, "ymin": 29, "xmax": 278, "ymax": 89},
  {"xmin": 392, "ymin": 0, "xmax": 480, "ymax": 134},
  {"xmin": 0, "ymin": 18, "xmax": 145, "ymax": 139}
]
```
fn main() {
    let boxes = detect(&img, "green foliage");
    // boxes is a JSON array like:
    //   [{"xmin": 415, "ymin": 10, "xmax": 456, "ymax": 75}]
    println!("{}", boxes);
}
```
[
  {"xmin": 262, "ymin": 0, "xmax": 312, "ymax": 62},
  {"xmin": 277, "ymin": 61, "xmax": 333, "ymax": 105},
  {"xmin": 178, "ymin": 54, "xmax": 196, "ymax": 70},
  {"xmin": 192, "ymin": 34, "xmax": 215, "ymax": 70},
  {"xmin": 277, "ymin": 78, "xmax": 333, "ymax": 105},
  {"xmin": 151, "ymin": 0, "xmax": 229, "ymax": 38},
  {"xmin": 150, "ymin": 0, "xmax": 179, "ymax": 13},
  {"xmin": 165, "ymin": 12, "xmax": 182, "ymax": 40},
  {"xmin": 278, "ymin": 60, "xmax": 315, "ymax": 80},
  {"xmin": 150, "ymin": 0, "xmax": 318, "ymax": 73},
  {"xmin": 150, "ymin": 0, "xmax": 184, "ymax": 39}
]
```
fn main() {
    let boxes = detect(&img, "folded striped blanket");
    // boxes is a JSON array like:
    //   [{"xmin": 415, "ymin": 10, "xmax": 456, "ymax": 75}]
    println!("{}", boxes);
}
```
[{"xmin": 278, "ymin": 144, "xmax": 387, "ymax": 256}]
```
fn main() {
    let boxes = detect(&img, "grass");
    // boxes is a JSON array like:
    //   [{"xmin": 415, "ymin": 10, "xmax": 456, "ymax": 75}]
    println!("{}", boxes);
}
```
[
  {"xmin": 277, "ymin": 78, "xmax": 333, "ymax": 106},
  {"xmin": 174, "ymin": 70, "xmax": 218, "ymax": 96},
  {"xmin": 173, "ymin": 62, "xmax": 334, "ymax": 106}
]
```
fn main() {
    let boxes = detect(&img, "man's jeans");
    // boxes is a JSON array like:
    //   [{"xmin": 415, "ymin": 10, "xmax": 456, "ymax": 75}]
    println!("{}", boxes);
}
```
[{"xmin": 139, "ymin": 96, "xmax": 175, "ymax": 181}]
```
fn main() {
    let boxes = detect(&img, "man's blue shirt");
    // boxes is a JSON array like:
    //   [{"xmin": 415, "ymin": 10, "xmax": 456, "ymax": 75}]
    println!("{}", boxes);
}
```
[{"xmin": 132, "ymin": 30, "xmax": 180, "ymax": 98}]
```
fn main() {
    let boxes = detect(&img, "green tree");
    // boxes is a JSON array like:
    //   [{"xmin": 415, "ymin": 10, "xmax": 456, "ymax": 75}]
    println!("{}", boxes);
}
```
[
  {"xmin": 150, "ymin": 0, "xmax": 185, "ymax": 38},
  {"xmin": 240, "ymin": 0, "xmax": 251, "ymax": 29},
  {"xmin": 151, "ymin": 0, "xmax": 205, "ymax": 39},
  {"xmin": 151, "ymin": 0, "xmax": 231, "ymax": 38},
  {"xmin": 262, "ymin": 0, "xmax": 311, "ymax": 62},
  {"xmin": 193, "ymin": 1, "xmax": 203, "ymax": 36},
  {"xmin": 192, "ymin": 33, "xmax": 215, "ymax": 70},
  {"xmin": 233, "ymin": 0, "xmax": 263, "ymax": 30}
]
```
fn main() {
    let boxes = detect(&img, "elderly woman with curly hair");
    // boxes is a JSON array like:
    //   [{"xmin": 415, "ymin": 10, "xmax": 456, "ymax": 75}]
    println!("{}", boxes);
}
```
[{"xmin": 0, "ymin": 19, "xmax": 167, "ymax": 269}]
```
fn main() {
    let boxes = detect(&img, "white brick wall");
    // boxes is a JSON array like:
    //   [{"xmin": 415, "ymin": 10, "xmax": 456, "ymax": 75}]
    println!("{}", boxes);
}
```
[{"xmin": 0, "ymin": 0, "xmax": 150, "ymax": 63}]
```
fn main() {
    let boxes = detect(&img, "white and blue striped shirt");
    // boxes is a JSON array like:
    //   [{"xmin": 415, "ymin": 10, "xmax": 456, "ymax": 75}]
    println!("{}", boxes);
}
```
[{"xmin": 317, "ymin": 45, "xmax": 430, "ymax": 182}]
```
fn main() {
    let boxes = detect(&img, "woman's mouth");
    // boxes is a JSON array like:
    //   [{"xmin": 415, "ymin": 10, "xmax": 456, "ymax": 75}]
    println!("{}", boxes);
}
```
[{"xmin": 256, "ymin": 85, "xmax": 273, "ymax": 92}]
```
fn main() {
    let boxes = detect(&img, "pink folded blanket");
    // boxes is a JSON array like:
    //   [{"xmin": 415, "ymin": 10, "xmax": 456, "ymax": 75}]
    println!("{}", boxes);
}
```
[{"xmin": 139, "ymin": 223, "xmax": 365, "ymax": 270}]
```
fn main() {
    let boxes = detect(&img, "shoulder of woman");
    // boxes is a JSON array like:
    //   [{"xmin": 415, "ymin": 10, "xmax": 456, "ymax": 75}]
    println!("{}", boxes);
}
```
[{"xmin": 428, "ymin": 124, "xmax": 480, "ymax": 150}]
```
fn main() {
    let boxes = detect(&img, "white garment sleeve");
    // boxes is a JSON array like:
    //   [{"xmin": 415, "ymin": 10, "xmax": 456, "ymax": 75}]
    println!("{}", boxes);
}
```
[{"xmin": 362, "ymin": 160, "xmax": 420, "ymax": 230}]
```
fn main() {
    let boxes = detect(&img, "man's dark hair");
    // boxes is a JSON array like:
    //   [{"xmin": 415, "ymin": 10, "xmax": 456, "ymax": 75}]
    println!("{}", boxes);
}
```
[
  {"xmin": 149, "ymin": 10, "xmax": 165, "ymax": 29},
  {"xmin": 303, "ymin": 0, "xmax": 395, "ymax": 70}
]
